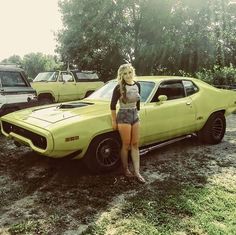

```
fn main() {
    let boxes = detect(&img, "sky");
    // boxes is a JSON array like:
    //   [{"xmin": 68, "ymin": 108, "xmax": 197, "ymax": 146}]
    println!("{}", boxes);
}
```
[{"xmin": 0, "ymin": 0, "xmax": 62, "ymax": 61}]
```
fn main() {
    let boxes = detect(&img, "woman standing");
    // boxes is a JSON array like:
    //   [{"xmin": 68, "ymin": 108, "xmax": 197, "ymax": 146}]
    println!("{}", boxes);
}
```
[{"xmin": 110, "ymin": 64, "xmax": 146, "ymax": 183}]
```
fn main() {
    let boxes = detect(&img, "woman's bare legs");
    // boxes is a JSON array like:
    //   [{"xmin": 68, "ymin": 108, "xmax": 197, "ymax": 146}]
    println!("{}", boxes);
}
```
[
  {"xmin": 118, "ymin": 124, "xmax": 132, "ymax": 176},
  {"xmin": 131, "ymin": 122, "xmax": 146, "ymax": 183}
]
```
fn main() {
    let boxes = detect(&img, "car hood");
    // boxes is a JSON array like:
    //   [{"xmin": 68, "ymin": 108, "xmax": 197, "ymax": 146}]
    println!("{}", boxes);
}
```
[{"xmin": 1, "ymin": 100, "xmax": 110, "ymax": 128}]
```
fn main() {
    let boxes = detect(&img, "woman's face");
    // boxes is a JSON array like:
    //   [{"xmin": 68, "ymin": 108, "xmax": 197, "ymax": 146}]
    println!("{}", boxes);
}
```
[{"xmin": 122, "ymin": 67, "xmax": 134, "ymax": 84}]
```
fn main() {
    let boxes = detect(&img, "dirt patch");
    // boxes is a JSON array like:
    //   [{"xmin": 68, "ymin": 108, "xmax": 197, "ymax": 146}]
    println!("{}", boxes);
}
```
[{"xmin": 0, "ymin": 114, "xmax": 235, "ymax": 234}]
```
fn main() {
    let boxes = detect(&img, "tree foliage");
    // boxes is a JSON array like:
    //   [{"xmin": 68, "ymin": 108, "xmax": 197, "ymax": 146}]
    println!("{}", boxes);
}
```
[
  {"xmin": 57, "ymin": 0, "xmax": 236, "ymax": 80},
  {"xmin": 23, "ymin": 53, "xmax": 60, "ymax": 79},
  {"xmin": 1, "ymin": 53, "xmax": 60, "ymax": 79}
]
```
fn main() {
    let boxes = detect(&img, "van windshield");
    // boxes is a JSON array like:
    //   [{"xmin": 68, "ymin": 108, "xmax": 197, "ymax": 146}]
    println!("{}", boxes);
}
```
[{"xmin": 33, "ymin": 72, "xmax": 58, "ymax": 82}]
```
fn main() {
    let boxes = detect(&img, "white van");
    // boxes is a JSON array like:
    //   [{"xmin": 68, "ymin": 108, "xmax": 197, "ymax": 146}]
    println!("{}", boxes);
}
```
[{"xmin": 0, "ymin": 65, "xmax": 37, "ymax": 116}]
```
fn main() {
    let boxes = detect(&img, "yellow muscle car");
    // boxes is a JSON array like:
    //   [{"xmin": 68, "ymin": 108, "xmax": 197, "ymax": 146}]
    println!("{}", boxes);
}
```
[{"xmin": 1, "ymin": 76, "xmax": 236, "ymax": 172}]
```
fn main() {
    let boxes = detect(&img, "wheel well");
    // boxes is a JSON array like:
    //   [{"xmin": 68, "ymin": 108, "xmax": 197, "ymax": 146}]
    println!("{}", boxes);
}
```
[
  {"xmin": 85, "ymin": 90, "xmax": 95, "ymax": 97},
  {"xmin": 86, "ymin": 131, "xmax": 121, "ymax": 153},
  {"xmin": 38, "ymin": 93, "xmax": 54, "ymax": 102},
  {"xmin": 92, "ymin": 131, "xmax": 121, "ymax": 143},
  {"xmin": 198, "ymin": 110, "xmax": 226, "ymax": 135},
  {"xmin": 210, "ymin": 110, "xmax": 225, "ymax": 117}
]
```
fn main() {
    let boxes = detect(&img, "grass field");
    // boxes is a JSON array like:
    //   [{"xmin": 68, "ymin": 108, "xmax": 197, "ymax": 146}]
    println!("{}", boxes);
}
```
[{"xmin": 84, "ymin": 169, "xmax": 236, "ymax": 235}]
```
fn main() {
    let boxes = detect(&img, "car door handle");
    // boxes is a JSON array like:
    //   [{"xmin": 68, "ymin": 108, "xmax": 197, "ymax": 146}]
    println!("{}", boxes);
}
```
[{"xmin": 186, "ymin": 102, "xmax": 192, "ymax": 105}]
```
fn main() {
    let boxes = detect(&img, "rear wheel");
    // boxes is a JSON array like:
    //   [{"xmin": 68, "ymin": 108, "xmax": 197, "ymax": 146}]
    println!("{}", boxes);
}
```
[
  {"xmin": 39, "ymin": 97, "xmax": 53, "ymax": 105},
  {"xmin": 84, "ymin": 133, "xmax": 121, "ymax": 173},
  {"xmin": 198, "ymin": 112, "xmax": 226, "ymax": 144}
]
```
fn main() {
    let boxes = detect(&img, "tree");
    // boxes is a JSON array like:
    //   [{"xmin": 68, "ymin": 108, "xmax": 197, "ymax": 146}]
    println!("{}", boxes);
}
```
[
  {"xmin": 22, "ymin": 53, "xmax": 60, "ymax": 79},
  {"xmin": 1, "ymin": 55, "xmax": 23, "ymax": 67},
  {"xmin": 57, "ymin": 0, "xmax": 236, "ymax": 78}
]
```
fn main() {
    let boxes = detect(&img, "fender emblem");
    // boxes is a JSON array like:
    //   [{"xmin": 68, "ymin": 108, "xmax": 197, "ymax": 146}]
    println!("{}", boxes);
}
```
[{"xmin": 65, "ymin": 136, "xmax": 80, "ymax": 142}]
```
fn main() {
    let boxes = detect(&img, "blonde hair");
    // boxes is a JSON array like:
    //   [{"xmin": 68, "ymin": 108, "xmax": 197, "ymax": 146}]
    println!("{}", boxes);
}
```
[{"xmin": 117, "ymin": 64, "xmax": 135, "ymax": 103}]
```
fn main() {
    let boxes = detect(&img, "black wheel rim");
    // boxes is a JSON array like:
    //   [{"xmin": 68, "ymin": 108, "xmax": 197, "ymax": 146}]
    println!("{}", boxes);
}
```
[
  {"xmin": 95, "ymin": 138, "xmax": 120, "ymax": 167},
  {"xmin": 212, "ymin": 117, "xmax": 224, "ymax": 139}
]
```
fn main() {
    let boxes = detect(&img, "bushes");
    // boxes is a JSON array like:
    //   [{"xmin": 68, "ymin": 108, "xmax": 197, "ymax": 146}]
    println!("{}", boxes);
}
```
[{"xmin": 195, "ymin": 64, "xmax": 236, "ymax": 86}]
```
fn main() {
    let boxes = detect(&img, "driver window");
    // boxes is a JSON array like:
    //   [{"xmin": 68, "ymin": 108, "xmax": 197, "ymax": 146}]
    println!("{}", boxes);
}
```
[{"xmin": 151, "ymin": 80, "xmax": 185, "ymax": 102}]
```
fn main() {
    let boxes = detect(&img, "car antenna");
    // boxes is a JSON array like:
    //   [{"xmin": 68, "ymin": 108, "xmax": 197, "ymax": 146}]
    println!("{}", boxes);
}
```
[{"xmin": 67, "ymin": 62, "xmax": 70, "ymax": 72}]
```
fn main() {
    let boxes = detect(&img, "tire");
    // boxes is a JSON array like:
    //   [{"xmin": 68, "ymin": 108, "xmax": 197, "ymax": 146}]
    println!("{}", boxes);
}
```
[
  {"xmin": 198, "ymin": 112, "xmax": 226, "ymax": 144},
  {"xmin": 39, "ymin": 97, "xmax": 53, "ymax": 105},
  {"xmin": 83, "ymin": 133, "xmax": 121, "ymax": 173}
]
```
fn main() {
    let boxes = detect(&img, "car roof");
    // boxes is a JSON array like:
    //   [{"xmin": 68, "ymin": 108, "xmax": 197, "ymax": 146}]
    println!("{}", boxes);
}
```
[
  {"xmin": 109, "ymin": 76, "xmax": 198, "ymax": 83},
  {"xmin": 0, "ymin": 65, "xmax": 25, "ymax": 72}
]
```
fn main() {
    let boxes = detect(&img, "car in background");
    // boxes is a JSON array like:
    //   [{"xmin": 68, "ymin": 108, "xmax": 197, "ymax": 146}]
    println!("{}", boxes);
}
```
[
  {"xmin": 0, "ymin": 64, "xmax": 37, "ymax": 116},
  {"xmin": 31, "ymin": 70, "xmax": 104, "ymax": 104},
  {"xmin": 1, "ymin": 76, "xmax": 236, "ymax": 172}
]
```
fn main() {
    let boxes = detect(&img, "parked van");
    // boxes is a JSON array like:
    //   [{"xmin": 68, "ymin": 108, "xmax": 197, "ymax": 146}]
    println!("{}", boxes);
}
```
[{"xmin": 0, "ymin": 65, "xmax": 37, "ymax": 116}]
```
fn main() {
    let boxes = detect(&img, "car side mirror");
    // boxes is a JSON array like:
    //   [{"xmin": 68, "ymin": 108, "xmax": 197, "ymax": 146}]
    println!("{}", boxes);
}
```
[{"xmin": 158, "ymin": 95, "xmax": 167, "ymax": 103}]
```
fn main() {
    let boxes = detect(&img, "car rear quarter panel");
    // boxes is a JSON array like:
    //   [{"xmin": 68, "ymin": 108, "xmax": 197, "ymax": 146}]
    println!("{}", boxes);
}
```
[{"xmin": 192, "ymin": 81, "xmax": 235, "ymax": 129}]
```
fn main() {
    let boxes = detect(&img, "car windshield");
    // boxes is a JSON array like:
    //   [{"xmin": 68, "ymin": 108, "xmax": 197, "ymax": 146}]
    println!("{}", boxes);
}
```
[
  {"xmin": 0, "ymin": 71, "xmax": 27, "ymax": 87},
  {"xmin": 88, "ymin": 80, "xmax": 155, "ymax": 102},
  {"xmin": 33, "ymin": 72, "xmax": 57, "ymax": 82}
]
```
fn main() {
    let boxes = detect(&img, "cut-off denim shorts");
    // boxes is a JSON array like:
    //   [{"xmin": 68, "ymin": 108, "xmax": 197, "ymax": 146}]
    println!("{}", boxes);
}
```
[{"xmin": 116, "ymin": 108, "xmax": 139, "ymax": 125}]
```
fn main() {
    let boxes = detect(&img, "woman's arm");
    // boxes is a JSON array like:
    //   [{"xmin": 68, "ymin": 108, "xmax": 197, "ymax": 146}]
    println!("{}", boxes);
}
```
[
  {"xmin": 136, "ymin": 82, "xmax": 141, "ymax": 111},
  {"xmin": 110, "ymin": 85, "xmax": 120, "ymax": 130}
]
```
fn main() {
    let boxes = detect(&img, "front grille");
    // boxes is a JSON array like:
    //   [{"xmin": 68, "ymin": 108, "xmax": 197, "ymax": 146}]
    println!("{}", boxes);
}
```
[{"xmin": 2, "ymin": 121, "xmax": 47, "ymax": 150}]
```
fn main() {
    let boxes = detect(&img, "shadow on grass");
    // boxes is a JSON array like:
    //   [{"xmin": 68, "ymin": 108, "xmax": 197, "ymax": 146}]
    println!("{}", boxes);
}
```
[{"xmin": 1, "ymin": 134, "xmax": 235, "ymax": 234}]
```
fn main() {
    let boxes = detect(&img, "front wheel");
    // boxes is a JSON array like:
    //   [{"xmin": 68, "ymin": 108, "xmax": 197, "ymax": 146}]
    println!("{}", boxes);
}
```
[
  {"xmin": 83, "ymin": 133, "xmax": 121, "ymax": 173},
  {"xmin": 197, "ymin": 112, "xmax": 226, "ymax": 144}
]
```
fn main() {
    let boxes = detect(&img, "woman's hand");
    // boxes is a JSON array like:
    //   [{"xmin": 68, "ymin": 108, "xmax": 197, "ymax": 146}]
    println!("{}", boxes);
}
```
[
  {"xmin": 112, "ymin": 120, "xmax": 117, "ymax": 130},
  {"xmin": 111, "ymin": 110, "xmax": 117, "ymax": 130}
]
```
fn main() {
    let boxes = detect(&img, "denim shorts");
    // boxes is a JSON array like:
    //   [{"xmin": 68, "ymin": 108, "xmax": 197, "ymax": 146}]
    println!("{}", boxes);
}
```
[{"xmin": 116, "ymin": 108, "xmax": 139, "ymax": 125}]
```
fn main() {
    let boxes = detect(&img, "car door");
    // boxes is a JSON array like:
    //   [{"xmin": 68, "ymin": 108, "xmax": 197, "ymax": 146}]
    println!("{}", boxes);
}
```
[
  {"xmin": 58, "ymin": 72, "xmax": 78, "ymax": 101},
  {"xmin": 0, "ymin": 83, "xmax": 6, "ymax": 110},
  {"xmin": 141, "ymin": 80, "xmax": 197, "ymax": 145}
]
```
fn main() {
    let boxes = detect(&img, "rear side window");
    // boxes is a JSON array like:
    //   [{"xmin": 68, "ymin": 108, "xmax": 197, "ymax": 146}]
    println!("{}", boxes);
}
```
[
  {"xmin": 183, "ymin": 80, "xmax": 199, "ymax": 96},
  {"xmin": 0, "ymin": 71, "xmax": 27, "ymax": 87},
  {"xmin": 76, "ymin": 72, "xmax": 99, "ymax": 80}
]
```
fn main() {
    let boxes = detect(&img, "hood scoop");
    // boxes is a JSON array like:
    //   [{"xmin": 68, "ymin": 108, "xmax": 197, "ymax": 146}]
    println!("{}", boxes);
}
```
[{"xmin": 57, "ymin": 102, "xmax": 94, "ymax": 109}]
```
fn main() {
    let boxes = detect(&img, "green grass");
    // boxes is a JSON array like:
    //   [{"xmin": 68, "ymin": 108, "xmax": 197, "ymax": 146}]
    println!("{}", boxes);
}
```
[
  {"xmin": 84, "ymin": 181, "xmax": 236, "ymax": 235},
  {"xmin": 8, "ymin": 214, "xmax": 65, "ymax": 235}
]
